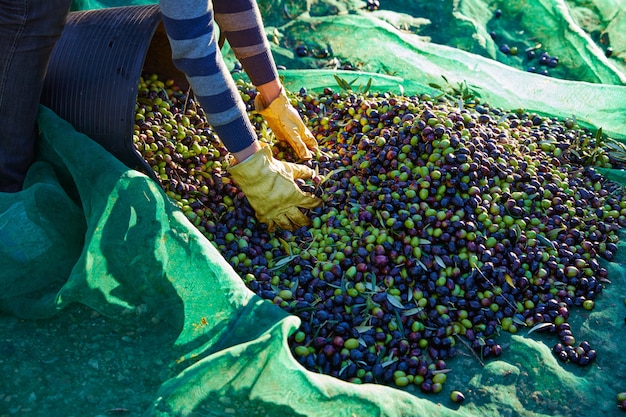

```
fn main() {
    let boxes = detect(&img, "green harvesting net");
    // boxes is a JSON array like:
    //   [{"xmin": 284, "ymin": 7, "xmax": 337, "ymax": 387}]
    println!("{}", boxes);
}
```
[{"xmin": 2, "ymin": 1, "xmax": 626, "ymax": 417}]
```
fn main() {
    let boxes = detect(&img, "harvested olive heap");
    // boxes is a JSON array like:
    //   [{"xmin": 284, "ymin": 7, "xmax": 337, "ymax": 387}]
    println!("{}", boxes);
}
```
[{"xmin": 134, "ymin": 74, "xmax": 625, "ymax": 394}]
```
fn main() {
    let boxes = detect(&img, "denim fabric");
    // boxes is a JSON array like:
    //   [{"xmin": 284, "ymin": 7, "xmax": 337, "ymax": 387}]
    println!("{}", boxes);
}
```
[{"xmin": 0, "ymin": 0, "xmax": 72, "ymax": 192}]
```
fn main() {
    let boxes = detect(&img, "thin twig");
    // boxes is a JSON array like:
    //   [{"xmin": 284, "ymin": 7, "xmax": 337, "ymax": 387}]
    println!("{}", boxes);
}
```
[{"xmin": 454, "ymin": 333, "xmax": 485, "ymax": 367}]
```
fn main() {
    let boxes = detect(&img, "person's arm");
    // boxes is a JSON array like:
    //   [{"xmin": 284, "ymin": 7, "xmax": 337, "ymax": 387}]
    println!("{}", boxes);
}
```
[
  {"xmin": 255, "ymin": 79, "xmax": 282, "ymax": 108},
  {"xmin": 231, "ymin": 139, "xmax": 261, "ymax": 164},
  {"xmin": 214, "ymin": 0, "xmax": 318, "ymax": 161},
  {"xmin": 159, "ymin": 0, "xmax": 321, "ymax": 230},
  {"xmin": 159, "ymin": 0, "xmax": 257, "ymax": 155},
  {"xmin": 213, "ymin": 0, "xmax": 279, "ymax": 88}
]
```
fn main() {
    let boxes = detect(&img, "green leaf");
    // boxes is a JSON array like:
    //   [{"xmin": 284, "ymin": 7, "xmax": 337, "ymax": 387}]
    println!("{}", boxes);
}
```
[
  {"xmin": 269, "ymin": 254, "xmax": 299, "ymax": 270},
  {"xmin": 535, "ymin": 233, "xmax": 556, "ymax": 251},
  {"xmin": 511, "ymin": 223, "xmax": 522, "ymax": 243},
  {"xmin": 333, "ymin": 74, "xmax": 351, "ymax": 91},
  {"xmin": 319, "ymin": 166, "xmax": 351, "ymax": 186},
  {"xmin": 362, "ymin": 77, "xmax": 372, "ymax": 94},
  {"xmin": 546, "ymin": 226, "xmax": 566, "ymax": 240},
  {"xmin": 505, "ymin": 274, "xmax": 516, "ymax": 289},
  {"xmin": 394, "ymin": 309, "xmax": 405, "ymax": 336},
  {"xmin": 512, "ymin": 316, "xmax": 527, "ymax": 327},
  {"xmin": 402, "ymin": 307, "xmax": 423, "ymax": 316},
  {"xmin": 355, "ymin": 325, "xmax": 373, "ymax": 333},
  {"xmin": 527, "ymin": 322, "xmax": 554, "ymax": 336},
  {"xmin": 278, "ymin": 237, "xmax": 293, "ymax": 255},
  {"xmin": 376, "ymin": 211, "xmax": 387, "ymax": 230},
  {"xmin": 381, "ymin": 358, "xmax": 398, "ymax": 368},
  {"xmin": 595, "ymin": 127, "xmax": 603, "ymax": 143},
  {"xmin": 339, "ymin": 360, "xmax": 353, "ymax": 376},
  {"xmin": 431, "ymin": 368, "xmax": 452, "ymax": 375},
  {"xmin": 387, "ymin": 293, "xmax": 405, "ymax": 309}
]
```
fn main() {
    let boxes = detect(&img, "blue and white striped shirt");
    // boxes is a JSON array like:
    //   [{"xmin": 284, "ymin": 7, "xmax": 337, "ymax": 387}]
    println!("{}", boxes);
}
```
[{"xmin": 159, "ymin": 0, "xmax": 278, "ymax": 152}]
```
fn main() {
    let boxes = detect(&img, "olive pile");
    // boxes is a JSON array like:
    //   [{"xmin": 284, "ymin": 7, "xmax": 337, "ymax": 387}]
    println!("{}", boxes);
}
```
[{"xmin": 134, "ymin": 74, "xmax": 624, "ymax": 394}]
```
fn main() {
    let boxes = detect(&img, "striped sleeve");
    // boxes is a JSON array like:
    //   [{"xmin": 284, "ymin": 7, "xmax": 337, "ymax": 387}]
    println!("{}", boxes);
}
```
[
  {"xmin": 213, "ymin": 0, "xmax": 278, "ymax": 87},
  {"xmin": 159, "ymin": 0, "xmax": 256, "ymax": 153}
]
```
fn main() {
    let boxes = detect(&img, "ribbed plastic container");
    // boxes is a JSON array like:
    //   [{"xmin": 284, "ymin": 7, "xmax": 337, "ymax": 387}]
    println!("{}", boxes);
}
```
[{"xmin": 41, "ymin": 4, "xmax": 187, "ymax": 180}]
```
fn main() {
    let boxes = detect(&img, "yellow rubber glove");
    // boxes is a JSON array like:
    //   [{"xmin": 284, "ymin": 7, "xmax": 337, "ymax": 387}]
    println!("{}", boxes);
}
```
[
  {"xmin": 228, "ymin": 144, "xmax": 321, "ymax": 232},
  {"xmin": 255, "ymin": 88, "xmax": 318, "ymax": 160}
]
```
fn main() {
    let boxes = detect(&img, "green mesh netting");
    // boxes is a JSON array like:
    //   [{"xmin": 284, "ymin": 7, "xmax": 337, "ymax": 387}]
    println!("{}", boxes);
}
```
[
  {"xmin": 1, "ymin": 106, "xmax": 465, "ymax": 417},
  {"xmin": 2, "ymin": 1, "xmax": 626, "ymax": 416},
  {"xmin": 262, "ymin": 3, "xmax": 626, "ymax": 140}
]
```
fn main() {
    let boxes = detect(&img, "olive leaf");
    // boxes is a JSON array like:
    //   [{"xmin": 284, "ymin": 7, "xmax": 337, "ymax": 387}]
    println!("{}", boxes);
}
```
[
  {"xmin": 333, "ymin": 73, "xmax": 373, "ymax": 94},
  {"xmin": 416, "ymin": 259, "xmax": 428, "ymax": 270},
  {"xmin": 512, "ymin": 316, "xmax": 527, "ymax": 327},
  {"xmin": 338, "ymin": 360, "xmax": 353, "ymax": 376},
  {"xmin": 376, "ymin": 211, "xmax": 388, "ymax": 230},
  {"xmin": 434, "ymin": 75, "xmax": 481, "ymax": 104},
  {"xmin": 402, "ymin": 307, "xmax": 423, "ymax": 316},
  {"xmin": 355, "ymin": 325, "xmax": 373, "ymax": 334},
  {"xmin": 333, "ymin": 74, "xmax": 351, "ymax": 91},
  {"xmin": 318, "ymin": 166, "xmax": 351, "ymax": 186},
  {"xmin": 568, "ymin": 127, "xmax": 609, "ymax": 166},
  {"xmin": 362, "ymin": 77, "xmax": 373, "ymax": 95},
  {"xmin": 393, "ymin": 309, "xmax": 405, "ymax": 337},
  {"xmin": 504, "ymin": 274, "xmax": 516, "ymax": 289},
  {"xmin": 268, "ymin": 254, "xmax": 299, "ymax": 271},
  {"xmin": 546, "ymin": 226, "xmax": 566, "ymax": 240},
  {"xmin": 282, "ymin": 5, "xmax": 293, "ymax": 19},
  {"xmin": 381, "ymin": 358, "xmax": 398, "ymax": 368},
  {"xmin": 527, "ymin": 322, "xmax": 554, "ymax": 335},
  {"xmin": 386, "ymin": 293, "xmax": 405, "ymax": 310},
  {"xmin": 535, "ymin": 233, "xmax": 557, "ymax": 251},
  {"xmin": 604, "ymin": 137, "xmax": 626, "ymax": 162},
  {"xmin": 431, "ymin": 368, "xmax": 452, "ymax": 375},
  {"xmin": 510, "ymin": 223, "xmax": 522, "ymax": 244},
  {"xmin": 363, "ymin": 273, "xmax": 381, "ymax": 295}
]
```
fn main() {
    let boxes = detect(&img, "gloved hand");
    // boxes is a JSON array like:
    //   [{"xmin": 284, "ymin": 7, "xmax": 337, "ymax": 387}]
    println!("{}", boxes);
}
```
[
  {"xmin": 255, "ymin": 88, "xmax": 318, "ymax": 160},
  {"xmin": 228, "ymin": 144, "xmax": 322, "ymax": 232}
]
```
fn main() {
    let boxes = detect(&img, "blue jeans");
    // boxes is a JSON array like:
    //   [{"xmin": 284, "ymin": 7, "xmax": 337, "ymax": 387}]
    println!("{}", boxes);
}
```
[{"xmin": 0, "ymin": 0, "xmax": 72, "ymax": 192}]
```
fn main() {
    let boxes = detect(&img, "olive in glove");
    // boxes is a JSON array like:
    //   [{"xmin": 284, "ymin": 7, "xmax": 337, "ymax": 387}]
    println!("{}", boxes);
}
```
[
  {"xmin": 255, "ymin": 88, "xmax": 318, "ymax": 160},
  {"xmin": 228, "ymin": 144, "xmax": 321, "ymax": 232}
]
